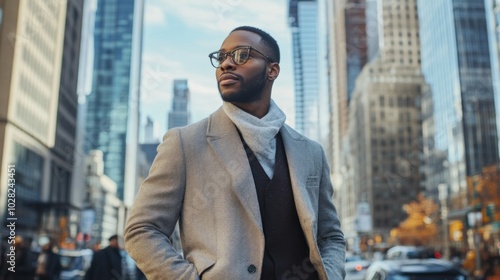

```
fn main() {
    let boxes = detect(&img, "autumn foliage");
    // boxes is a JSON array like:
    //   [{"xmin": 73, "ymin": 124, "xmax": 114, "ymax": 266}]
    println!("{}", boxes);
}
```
[
  {"xmin": 390, "ymin": 194, "xmax": 439, "ymax": 246},
  {"xmin": 467, "ymin": 165, "xmax": 500, "ymax": 223}
]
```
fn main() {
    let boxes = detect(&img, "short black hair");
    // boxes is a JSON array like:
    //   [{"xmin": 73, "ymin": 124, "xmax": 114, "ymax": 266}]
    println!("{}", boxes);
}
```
[
  {"xmin": 231, "ymin": 26, "xmax": 280, "ymax": 63},
  {"xmin": 108, "ymin": 234, "xmax": 118, "ymax": 241}
]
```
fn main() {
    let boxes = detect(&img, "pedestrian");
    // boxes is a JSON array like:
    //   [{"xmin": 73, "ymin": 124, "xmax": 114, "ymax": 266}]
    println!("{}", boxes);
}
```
[
  {"xmin": 125, "ymin": 26, "xmax": 346, "ymax": 279},
  {"xmin": 0, "ymin": 236, "xmax": 35, "ymax": 280},
  {"xmin": 85, "ymin": 234, "xmax": 122, "ymax": 280},
  {"xmin": 35, "ymin": 237, "xmax": 61, "ymax": 280}
]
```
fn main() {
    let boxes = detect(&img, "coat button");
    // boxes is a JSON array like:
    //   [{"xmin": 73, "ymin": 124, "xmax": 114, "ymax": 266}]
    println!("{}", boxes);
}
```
[{"xmin": 247, "ymin": 264, "xmax": 257, "ymax": 274}]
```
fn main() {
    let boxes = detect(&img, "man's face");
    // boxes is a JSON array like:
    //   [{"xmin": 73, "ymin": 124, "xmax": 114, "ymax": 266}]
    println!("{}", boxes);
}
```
[
  {"xmin": 109, "ymin": 238, "xmax": 118, "ymax": 248},
  {"xmin": 215, "ymin": 30, "xmax": 270, "ymax": 103}
]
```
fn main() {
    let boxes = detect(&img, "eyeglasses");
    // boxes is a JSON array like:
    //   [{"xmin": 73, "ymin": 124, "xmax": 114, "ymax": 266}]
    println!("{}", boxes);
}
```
[{"xmin": 208, "ymin": 46, "xmax": 273, "ymax": 68}]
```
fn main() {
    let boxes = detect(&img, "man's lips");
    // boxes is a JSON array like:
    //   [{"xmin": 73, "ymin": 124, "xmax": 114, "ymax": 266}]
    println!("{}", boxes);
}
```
[{"xmin": 218, "ymin": 73, "xmax": 240, "ymax": 86}]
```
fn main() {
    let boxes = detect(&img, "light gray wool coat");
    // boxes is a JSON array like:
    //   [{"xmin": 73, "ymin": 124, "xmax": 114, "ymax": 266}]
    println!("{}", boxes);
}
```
[{"xmin": 124, "ymin": 107, "xmax": 346, "ymax": 280}]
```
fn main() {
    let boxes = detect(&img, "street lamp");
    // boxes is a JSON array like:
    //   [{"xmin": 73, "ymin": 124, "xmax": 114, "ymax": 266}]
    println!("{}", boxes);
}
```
[
  {"xmin": 439, "ymin": 183, "xmax": 450, "ymax": 260},
  {"xmin": 467, "ymin": 210, "xmax": 482, "ymax": 277}
]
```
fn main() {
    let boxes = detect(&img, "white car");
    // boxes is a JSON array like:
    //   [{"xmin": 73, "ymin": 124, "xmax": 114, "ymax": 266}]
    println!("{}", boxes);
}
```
[{"xmin": 58, "ymin": 249, "xmax": 93, "ymax": 280}]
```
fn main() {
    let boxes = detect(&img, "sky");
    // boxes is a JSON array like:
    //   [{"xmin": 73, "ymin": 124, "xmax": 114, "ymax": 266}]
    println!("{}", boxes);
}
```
[{"xmin": 139, "ymin": 0, "xmax": 295, "ymax": 141}]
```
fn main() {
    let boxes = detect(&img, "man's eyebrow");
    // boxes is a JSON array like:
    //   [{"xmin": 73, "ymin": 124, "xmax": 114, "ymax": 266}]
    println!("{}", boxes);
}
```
[{"xmin": 218, "ymin": 45, "xmax": 251, "ymax": 51}]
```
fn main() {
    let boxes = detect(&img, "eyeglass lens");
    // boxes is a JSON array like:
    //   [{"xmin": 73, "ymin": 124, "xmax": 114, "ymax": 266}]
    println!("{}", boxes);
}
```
[{"xmin": 211, "ymin": 48, "xmax": 250, "ymax": 67}]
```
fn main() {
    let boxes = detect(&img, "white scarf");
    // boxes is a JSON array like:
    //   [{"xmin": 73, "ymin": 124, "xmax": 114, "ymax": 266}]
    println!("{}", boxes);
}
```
[{"xmin": 223, "ymin": 99, "xmax": 286, "ymax": 178}]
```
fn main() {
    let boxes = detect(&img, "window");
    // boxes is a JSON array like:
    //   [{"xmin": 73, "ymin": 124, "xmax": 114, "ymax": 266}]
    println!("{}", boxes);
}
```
[{"xmin": 371, "ymin": 272, "xmax": 383, "ymax": 280}]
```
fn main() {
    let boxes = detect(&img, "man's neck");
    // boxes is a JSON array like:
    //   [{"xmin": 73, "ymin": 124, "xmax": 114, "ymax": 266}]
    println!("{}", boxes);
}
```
[{"xmin": 230, "ymin": 100, "xmax": 270, "ymax": 118}]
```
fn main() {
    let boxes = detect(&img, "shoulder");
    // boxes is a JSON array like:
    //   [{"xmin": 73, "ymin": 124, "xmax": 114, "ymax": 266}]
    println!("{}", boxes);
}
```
[
  {"xmin": 163, "ymin": 119, "xmax": 207, "ymax": 138},
  {"xmin": 162, "ymin": 109, "xmax": 218, "ymax": 140},
  {"xmin": 281, "ymin": 124, "xmax": 324, "ymax": 151},
  {"xmin": 93, "ymin": 249, "xmax": 107, "ymax": 259}
]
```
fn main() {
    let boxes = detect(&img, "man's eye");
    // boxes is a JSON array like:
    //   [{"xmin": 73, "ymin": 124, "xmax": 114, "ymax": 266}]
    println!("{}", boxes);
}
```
[
  {"xmin": 216, "ymin": 54, "xmax": 225, "ymax": 62},
  {"xmin": 238, "ymin": 53, "xmax": 249, "ymax": 60},
  {"xmin": 234, "ymin": 51, "xmax": 249, "ymax": 62}
]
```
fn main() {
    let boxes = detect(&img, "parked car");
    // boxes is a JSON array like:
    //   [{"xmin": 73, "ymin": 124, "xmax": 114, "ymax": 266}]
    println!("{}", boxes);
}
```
[
  {"xmin": 346, "ymin": 255, "xmax": 365, "ymax": 263},
  {"xmin": 58, "ymin": 249, "xmax": 93, "ymax": 280},
  {"xmin": 364, "ymin": 259, "xmax": 469, "ymax": 280},
  {"xmin": 345, "ymin": 259, "xmax": 372, "ymax": 280},
  {"xmin": 386, "ymin": 245, "xmax": 436, "ymax": 260}
]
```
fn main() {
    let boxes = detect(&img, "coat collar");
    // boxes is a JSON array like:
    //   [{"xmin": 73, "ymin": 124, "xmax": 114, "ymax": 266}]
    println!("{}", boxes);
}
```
[{"xmin": 206, "ymin": 107, "xmax": 316, "ymax": 232}]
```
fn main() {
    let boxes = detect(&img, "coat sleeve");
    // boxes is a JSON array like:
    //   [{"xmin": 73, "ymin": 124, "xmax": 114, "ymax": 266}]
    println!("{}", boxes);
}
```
[
  {"xmin": 317, "ymin": 149, "xmax": 346, "ymax": 279},
  {"xmin": 124, "ymin": 128, "xmax": 200, "ymax": 280}
]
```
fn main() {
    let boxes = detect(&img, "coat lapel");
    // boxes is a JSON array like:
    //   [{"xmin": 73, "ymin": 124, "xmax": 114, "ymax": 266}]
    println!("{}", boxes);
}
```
[
  {"xmin": 280, "ymin": 125, "xmax": 317, "ymax": 230},
  {"xmin": 206, "ymin": 107, "xmax": 263, "ymax": 231}
]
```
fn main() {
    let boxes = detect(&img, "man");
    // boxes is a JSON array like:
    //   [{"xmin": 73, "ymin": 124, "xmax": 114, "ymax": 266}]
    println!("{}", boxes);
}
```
[
  {"xmin": 125, "ymin": 26, "xmax": 345, "ymax": 279},
  {"xmin": 85, "ymin": 235, "xmax": 122, "ymax": 280},
  {"xmin": 35, "ymin": 237, "xmax": 61, "ymax": 280}
]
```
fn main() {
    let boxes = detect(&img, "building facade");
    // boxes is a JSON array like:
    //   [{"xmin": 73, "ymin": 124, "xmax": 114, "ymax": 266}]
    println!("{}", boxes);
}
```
[
  {"xmin": 0, "ymin": 0, "xmax": 82, "ymax": 242},
  {"xmin": 84, "ymin": 0, "xmax": 144, "ymax": 205},
  {"xmin": 485, "ymin": 0, "xmax": 500, "ymax": 159},
  {"xmin": 326, "ymin": 0, "xmax": 369, "ymax": 224},
  {"xmin": 47, "ymin": 0, "xmax": 84, "ymax": 244},
  {"xmin": 81, "ymin": 150, "xmax": 125, "ymax": 247},
  {"xmin": 418, "ymin": 0, "xmax": 499, "ymax": 249},
  {"xmin": 289, "ymin": 0, "xmax": 328, "ymax": 143},
  {"xmin": 338, "ymin": 0, "xmax": 424, "ymax": 248},
  {"xmin": 168, "ymin": 79, "xmax": 190, "ymax": 130}
]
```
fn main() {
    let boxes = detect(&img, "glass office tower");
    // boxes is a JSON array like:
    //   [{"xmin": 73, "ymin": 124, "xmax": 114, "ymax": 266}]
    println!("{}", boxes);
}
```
[
  {"xmin": 168, "ymin": 79, "xmax": 190, "ymax": 130},
  {"xmin": 289, "ymin": 0, "xmax": 324, "ymax": 142},
  {"xmin": 486, "ymin": 0, "xmax": 500, "ymax": 157},
  {"xmin": 85, "ymin": 0, "xmax": 144, "ymax": 204},
  {"xmin": 418, "ymin": 0, "xmax": 498, "ymax": 225}
]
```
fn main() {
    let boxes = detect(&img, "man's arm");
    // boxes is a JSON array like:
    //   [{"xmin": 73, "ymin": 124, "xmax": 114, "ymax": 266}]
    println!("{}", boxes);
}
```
[
  {"xmin": 124, "ymin": 128, "xmax": 199, "ymax": 280},
  {"xmin": 317, "ymin": 149, "xmax": 346, "ymax": 279}
]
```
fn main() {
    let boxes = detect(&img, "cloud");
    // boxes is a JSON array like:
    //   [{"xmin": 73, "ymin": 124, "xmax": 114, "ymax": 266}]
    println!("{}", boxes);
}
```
[
  {"xmin": 141, "ymin": 0, "xmax": 296, "ymax": 129},
  {"xmin": 144, "ymin": 4, "xmax": 167, "ymax": 26},
  {"xmin": 150, "ymin": 0, "xmax": 290, "ymax": 36}
]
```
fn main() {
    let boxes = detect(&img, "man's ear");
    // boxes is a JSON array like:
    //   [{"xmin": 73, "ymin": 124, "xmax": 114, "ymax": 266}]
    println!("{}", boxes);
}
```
[{"xmin": 268, "ymin": 63, "xmax": 280, "ymax": 81}]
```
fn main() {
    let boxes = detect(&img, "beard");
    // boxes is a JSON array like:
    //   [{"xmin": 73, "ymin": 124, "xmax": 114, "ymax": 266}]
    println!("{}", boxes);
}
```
[{"xmin": 218, "ymin": 68, "xmax": 267, "ymax": 103}]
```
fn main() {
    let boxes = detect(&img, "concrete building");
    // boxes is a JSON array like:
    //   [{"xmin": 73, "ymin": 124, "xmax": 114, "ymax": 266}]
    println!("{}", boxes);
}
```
[
  {"xmin": 139, "ymin": 116, "xmax": 160, "ymax": 192},
  {"xmin": 46, "ymin": 0, "xmax": 84, "ymax": 245},
  {"xmin": 144, "ymin": 116, "xmax": 160, "ymax": 144},
  {"xmin": 0, "ymin": 0, "xmax": 82, "ymax": 242},
  {"xmin": 339, "ymin": 0, "xmax": 425, "ymax": 247},
  {"xmin": 81, "ymin": 150, "xmax": 124, "ymax": 247},
  {"xmin": 84, "ymin": 0, "xmax": 144, "ymax": 206},
  {"xmin": 326, "ymin": 0, "xmax": 369, "ymax": 221}
]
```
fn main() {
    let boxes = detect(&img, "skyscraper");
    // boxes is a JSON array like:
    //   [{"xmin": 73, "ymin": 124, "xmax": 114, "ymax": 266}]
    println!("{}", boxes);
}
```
[
  {"xmin": 168, "ymin": 79, "xmax": 190, "ymax": 129},
  {"xmin": 144, "ymin": 116, "xmax": 159, "ymax": 144},
  {"xmin": 326, "ymin": 0, "xmax": 369, "ymax": 199},
  {"xmin": 339, "ymin": 0, "xmax": 424, "ymax": 245},
  {"xmin": 418, "ymin": 0, "xmax": 499, "ymax": 247},
  {"xmin": 288, "ymin": 0, "xmax": 328, "ymax": 143},
  {"xmin": 85, "ymin": 0, "xmax": 144, "ymax": 205},
  {"xmin": 49, "ymin": 0, "xmax": 84, "ymax": 241},
  {"xmin": 0, "ymin": 0, "xmax": 82, "ymax": 239},
  {"xmin": 140, "ymin": 116, "xmax": 161, "ymax": 173},
  {"xmin": 344, "ymin": 1, "xmax": 369, "ymax": 102},
  {"xmin": 485, "ymin": 0, "xmax": 500, "ymax": 157}
]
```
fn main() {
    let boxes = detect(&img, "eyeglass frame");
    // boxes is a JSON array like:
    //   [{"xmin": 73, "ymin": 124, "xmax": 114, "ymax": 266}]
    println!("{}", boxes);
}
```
[{"xmin": 208, "ymin": 46, "xmax": 274, "ymax": 68}]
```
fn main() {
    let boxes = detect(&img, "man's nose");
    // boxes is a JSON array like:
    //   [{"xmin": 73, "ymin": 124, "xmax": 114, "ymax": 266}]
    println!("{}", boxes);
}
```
[{"xmin": 219, "ymin": 54, "xmax": 236, "ymax": 70}]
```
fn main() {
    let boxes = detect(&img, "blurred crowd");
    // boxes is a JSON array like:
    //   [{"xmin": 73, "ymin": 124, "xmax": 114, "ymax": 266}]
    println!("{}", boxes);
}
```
[{"xmin": 0, "ymin": 234, "xmax": 145, "ymax": 280}]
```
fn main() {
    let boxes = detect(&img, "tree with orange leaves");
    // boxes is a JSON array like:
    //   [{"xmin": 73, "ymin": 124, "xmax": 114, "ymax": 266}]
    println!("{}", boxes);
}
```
[{"xmin": 390, "ymin": 194, "xmax": 439, "ymax": 246}]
